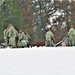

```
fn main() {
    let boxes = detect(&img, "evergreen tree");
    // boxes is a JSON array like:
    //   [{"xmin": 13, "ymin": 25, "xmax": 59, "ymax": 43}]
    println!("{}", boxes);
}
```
[{"xmin": 0, "ymin": 0, "xmax": 25, "ymax": 42}]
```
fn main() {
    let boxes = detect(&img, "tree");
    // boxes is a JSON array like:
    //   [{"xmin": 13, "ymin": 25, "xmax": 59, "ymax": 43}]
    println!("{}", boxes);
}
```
[
  {"xmin": 0, "ymin": 0, "xmax": 25, "ymax": 42},
  {"xmin": 31, "ymin": 0, "xmax": 52, "ymax": 41}
]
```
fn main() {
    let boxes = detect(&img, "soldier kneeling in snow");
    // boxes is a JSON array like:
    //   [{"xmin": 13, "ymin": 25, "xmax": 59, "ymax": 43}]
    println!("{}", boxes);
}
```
[
  {"xmin": 18, "ymin": 29, "xmax": 31, "ymax": 48},
  {"xmin": 23, "ymin": 29, "xmax": 31, "ymax": 48}
]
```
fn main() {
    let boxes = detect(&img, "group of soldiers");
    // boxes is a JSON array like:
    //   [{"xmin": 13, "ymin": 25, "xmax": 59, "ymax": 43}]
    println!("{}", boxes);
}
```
[
  {"xmin": 3, "ymin": 24, "xmax": 75, "ymax": 48},
  {"xmin": 3, "ymin": 24, "xmax": 31, "ymax": 48},
  {"xmin": 45, "ymin": 25, "xmax": 75, "ymax": 47}
]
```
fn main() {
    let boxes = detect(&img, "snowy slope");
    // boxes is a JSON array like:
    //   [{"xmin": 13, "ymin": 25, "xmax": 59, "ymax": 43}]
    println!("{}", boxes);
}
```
[{"xmin": 0, "ymin": 47, "xmax": 75, "ymax": 75}]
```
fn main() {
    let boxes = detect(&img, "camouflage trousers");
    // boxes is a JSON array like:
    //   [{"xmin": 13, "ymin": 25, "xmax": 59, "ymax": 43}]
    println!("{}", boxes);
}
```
[
  {"xmin": 69, "ymin": 36, "xmax": 75, "ymax": 46},
  {"xmin": 9, "ymin": 37, "xmax": 16, "ymax": 48},
  {"xmin": 4, "ymin": 39, "xmax": 8, "ymax": 47},
  {"xmin": 45, "ymin": 40, "xmax": 54, "ymax": 47},
  {"xmin": 18, "ymin": 40, "xmax": 28, "ymax": 48}
]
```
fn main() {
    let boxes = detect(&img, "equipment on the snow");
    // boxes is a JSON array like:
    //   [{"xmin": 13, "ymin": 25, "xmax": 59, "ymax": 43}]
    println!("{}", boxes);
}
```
[{"xmin": 54, "ymin": 40, "xmax": 62, "ymax": 47}]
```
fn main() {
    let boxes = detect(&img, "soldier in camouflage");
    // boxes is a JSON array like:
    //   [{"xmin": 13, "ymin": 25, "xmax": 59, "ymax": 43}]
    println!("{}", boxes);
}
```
[
  {"xmin": 45, "ymin": 29, "xmax": 54, "ymax": 47},
  {"xmin": 18, "ymin": 29, "xmax": 31, "ymax": 48},
  {"xmin": 22, "ymin": 29, "xmax": 31, "ymax": 48},
  {"xmin": 68, "ymin": 25, "xmax": 75, "ymax": 46},
  {"xmin": 8, "ymin": 24, "xmax": 18, "ymax": 48},
  {"xmin": 17, "ymin": 30, "xmax": 25, "ymax": 48}
]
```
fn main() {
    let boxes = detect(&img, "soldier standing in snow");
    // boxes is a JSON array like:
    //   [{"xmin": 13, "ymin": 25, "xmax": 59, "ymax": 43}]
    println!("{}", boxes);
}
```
[
  {"xmin": 7, "ymin": 24, "xmax": 18, "ymax": 48},
  {"xmin": 68, "ymin": 25, "xmax": 75, "ymax": 46},
  {"xmin": 45, "ymin": 29, "xmax": 54, "ymax": 47}
]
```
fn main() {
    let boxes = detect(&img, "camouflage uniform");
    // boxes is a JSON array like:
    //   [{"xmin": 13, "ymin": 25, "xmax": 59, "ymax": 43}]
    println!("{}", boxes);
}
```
[
  {"xmin": 68, "ymin": 28, "xmax": 75, "ymax": 46},
  {"xmin": 21, "ymin": 32, "xmax": 31, "ymax": 47},
  {"xmin": 17, "ymin": 31, "xmax": 25, "ymax": 47},
  {"xmin": 45, "ymin": 30, "xmax": 54, "ymax": 47},
  {"xmin": 3, "ymin": 28, "xmax": 9, "ymax": 47},
  {"xmin": 8, "ymin": 25, "xmax": 18, "ymax": 48}
]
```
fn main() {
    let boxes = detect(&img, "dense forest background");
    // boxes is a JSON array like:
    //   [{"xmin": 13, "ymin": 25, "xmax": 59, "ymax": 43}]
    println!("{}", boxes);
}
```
[{"xmin": 0, "ymin": 0, "xmax": 75, "ymax": 45}]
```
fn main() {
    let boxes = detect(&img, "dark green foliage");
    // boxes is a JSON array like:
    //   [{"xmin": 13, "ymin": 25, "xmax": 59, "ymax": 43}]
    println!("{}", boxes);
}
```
[{"xmin": 0, "ymin": 0, "xmax": 25, "ymax": 42}]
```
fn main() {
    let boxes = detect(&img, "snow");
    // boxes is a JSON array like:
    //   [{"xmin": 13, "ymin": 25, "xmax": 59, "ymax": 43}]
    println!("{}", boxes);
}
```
[
  {"xmin": 0, "ymin": 47, "xmax": 75, "ymax": 75},
  {"xmin": 51, "ymin": 0, "xmax": 55, "ymax": 4},
  {"xmin": 46, "ymin": 24, "xmax": 51, "ymax": 29},
  {"xmin": 46, "ymin": 2, "xmax": 65, "ymax": 29},
  {"xmin": 33, "ymin": 13, "xmax": 36, "ymax": 15},
  {"xmin": 53, "ymin": 11, "xmax": 61, "ymax": 16},
  {"xmin": 48, "ymin": 9, "xmax": 64, "ymax": 28},
  {"xmin": 36, "ymin": 5, "xmax": 40, "ymax": 8},
  {"xmin": 69, "ymin": 0, "xmax": 72, "ymax": 3}
]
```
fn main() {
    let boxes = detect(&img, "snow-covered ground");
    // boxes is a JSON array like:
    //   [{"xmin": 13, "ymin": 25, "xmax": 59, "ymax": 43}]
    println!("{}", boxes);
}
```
[{"xmin": 0, "ymin": 47, "xmax": 75, "ymax": 75}]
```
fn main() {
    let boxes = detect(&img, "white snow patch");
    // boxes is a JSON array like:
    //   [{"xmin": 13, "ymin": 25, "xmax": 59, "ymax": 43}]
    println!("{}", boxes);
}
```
[
  {"xmin": 48, "ymin": 11, "xmax": 61, "ymax": 23},
  {"xmin": 46, "ymin": 24, "xmax": 52, "ymax": 28},
  {"xmin": 53, "ymin": 11, "xmax": 61, "ymax": 16},
  {"xmin": 0, "ymin": 47, "xmax": 75, "ymax": 75}
]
